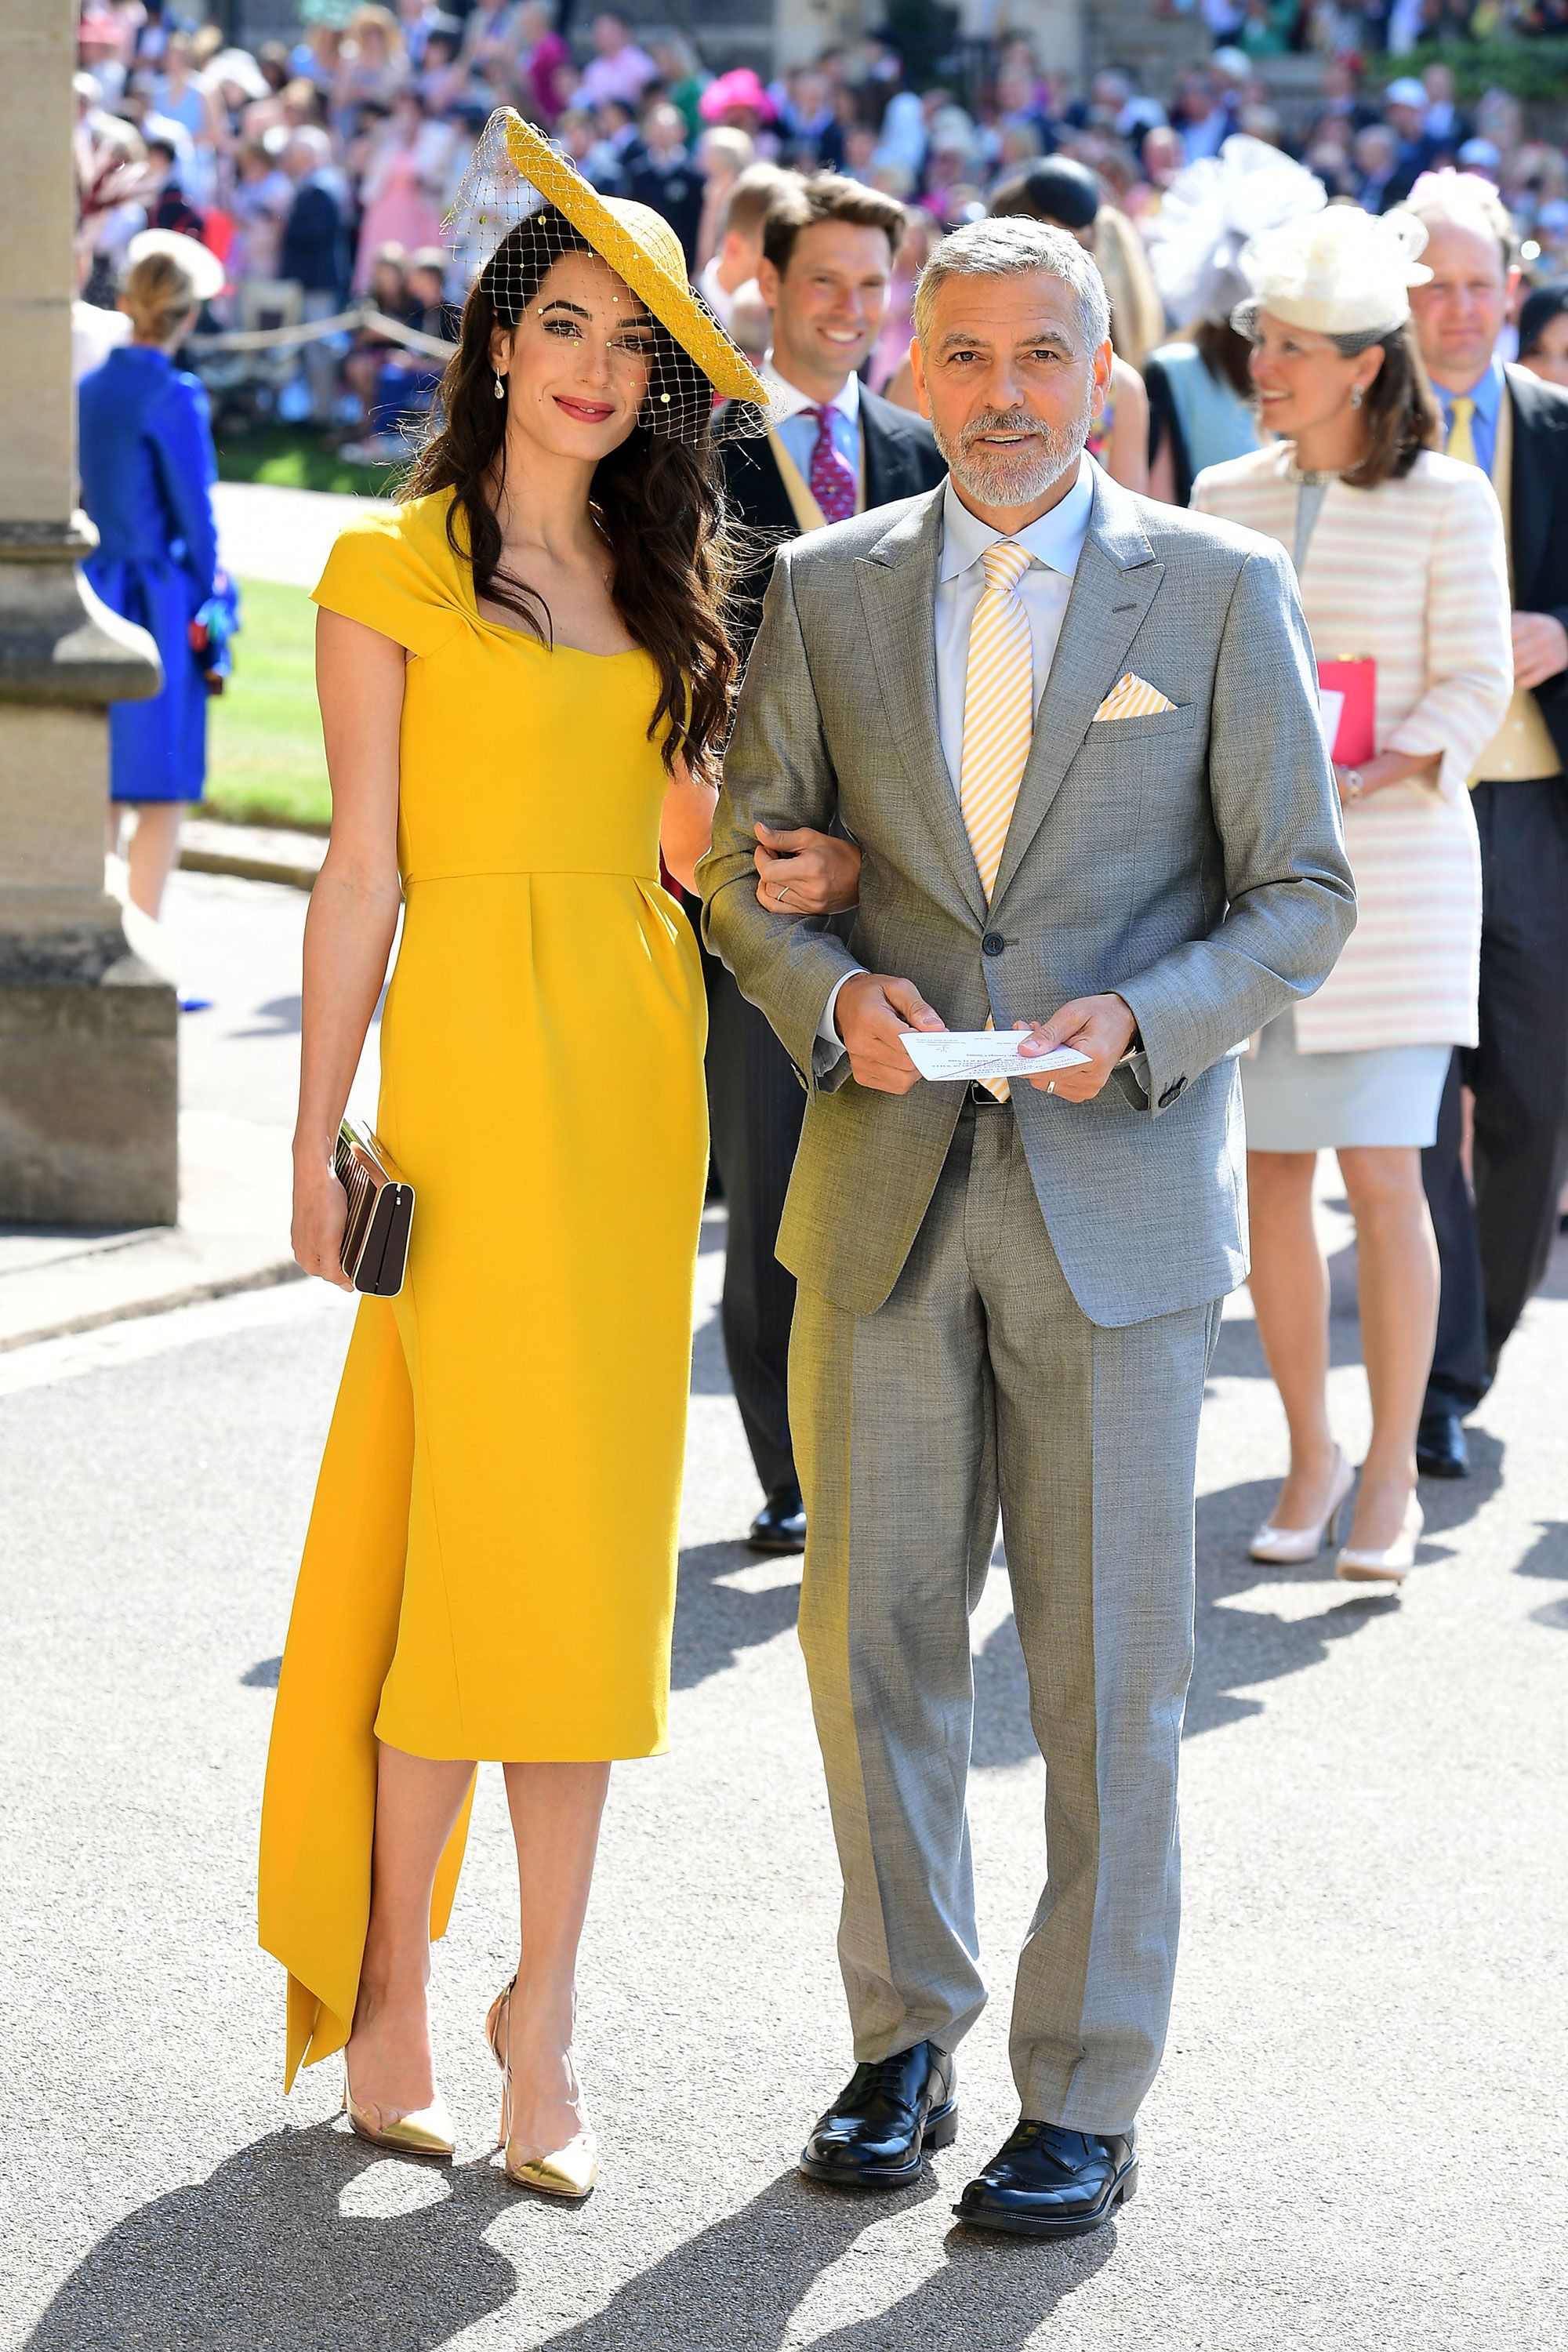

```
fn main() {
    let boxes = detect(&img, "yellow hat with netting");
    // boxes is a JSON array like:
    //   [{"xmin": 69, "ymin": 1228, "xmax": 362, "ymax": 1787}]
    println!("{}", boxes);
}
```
[{"xmin": 447, "ymin": 109, "xmax": 768, "ymax": 419}]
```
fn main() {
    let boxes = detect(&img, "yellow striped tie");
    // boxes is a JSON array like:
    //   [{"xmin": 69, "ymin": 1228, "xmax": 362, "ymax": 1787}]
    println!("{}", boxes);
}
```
[
  {"xmin": 1446, "ymin": 395, "xmax": 1478, "ymax": 466},
  {"xmin": 958, "ymin": 539, "xmax": 1035, "ymax": 1099}
]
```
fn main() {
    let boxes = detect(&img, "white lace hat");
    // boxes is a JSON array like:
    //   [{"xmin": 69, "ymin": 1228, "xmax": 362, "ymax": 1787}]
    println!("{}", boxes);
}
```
[{"xmin": 1236, "ymin": 203, "xmax": 1432, "ymax": 339}]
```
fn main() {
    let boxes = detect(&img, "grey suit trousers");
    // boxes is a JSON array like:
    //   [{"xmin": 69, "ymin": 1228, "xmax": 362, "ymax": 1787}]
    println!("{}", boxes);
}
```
[{"xmin": 790, "ymin": 1102, "xmax": 1221, "ymax": 2134}]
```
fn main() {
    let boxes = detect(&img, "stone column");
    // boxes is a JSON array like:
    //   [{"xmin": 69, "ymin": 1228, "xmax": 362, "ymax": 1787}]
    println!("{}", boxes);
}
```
[{"xmin": 0, "ymin": 0, "xmax": 176, "ymax": 1227}]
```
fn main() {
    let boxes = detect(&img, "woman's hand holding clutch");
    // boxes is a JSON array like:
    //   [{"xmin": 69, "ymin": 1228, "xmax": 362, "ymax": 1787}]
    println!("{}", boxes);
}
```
[
  {"xmin": 292, "ymin": 1159, "xmax": 354, "ymax": 1290},
  {"xmin": 754, "ymin": 822, "xmax": 862, "ymax": 916}
]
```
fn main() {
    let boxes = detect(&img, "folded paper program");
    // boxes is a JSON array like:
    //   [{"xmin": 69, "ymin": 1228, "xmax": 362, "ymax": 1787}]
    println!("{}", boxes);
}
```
[
  {"xmin": 1094, "ymin": 673, "xmax": 1178, "ymax": 720},
  {"xmin": 902, "ymin": 1033, "xmax": 1093, "ymax": 1083}
]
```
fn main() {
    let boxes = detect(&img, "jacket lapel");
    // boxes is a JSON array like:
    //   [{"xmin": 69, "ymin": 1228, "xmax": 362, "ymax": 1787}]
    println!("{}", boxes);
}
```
[
  {"xmin": 855, "ymin": 488, "xmax": 989, "ymax": 926},
  {"xmin": 989, "ymin": 469, "xmax": 1164, "ymax": 912}
]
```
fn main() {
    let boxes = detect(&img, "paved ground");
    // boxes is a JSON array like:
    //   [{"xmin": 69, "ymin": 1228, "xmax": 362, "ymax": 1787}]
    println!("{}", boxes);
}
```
[
  {"xmin": 212, "ymin": 481, "xmax": 392, "ymax": 589},
  {"xmin": 2, "ymin": 876, "xmax": 1565, "ymax": 2350},
  {"xmin": 0, "ymin": 872, "xmax": 378, "ymax": 1349}
]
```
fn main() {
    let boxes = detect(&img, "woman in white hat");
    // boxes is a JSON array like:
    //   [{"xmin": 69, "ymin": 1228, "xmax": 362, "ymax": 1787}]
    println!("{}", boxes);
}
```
[
  {"xmin": 1192, "ymin": 204, "xmax": 1512, "ymax": 1581},
  {"xmin": 78, "ymin": 227, "xmax": 227, "ymax": 919}
]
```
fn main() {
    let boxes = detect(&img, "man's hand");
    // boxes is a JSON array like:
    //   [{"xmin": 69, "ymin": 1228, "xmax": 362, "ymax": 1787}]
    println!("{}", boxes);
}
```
[
  {"xmin": 834, "ymin": 972, "xmax": 946, "ymax": 1094},
  {"xmin": 1512, "ymin": 610, "xmax": 1568, "ymax": 691},
  {"xmin": 1014, "ymin": 994, "xmax": 1138, "ymax": 1102}
]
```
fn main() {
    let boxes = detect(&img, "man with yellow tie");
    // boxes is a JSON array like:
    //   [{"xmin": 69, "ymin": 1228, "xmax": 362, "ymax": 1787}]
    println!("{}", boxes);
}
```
[
  {"xmin": 1406, "ymin": 173, "xmax": 1568, "ymax": 1479},
  {"xmin": 700, "ymin": 217, "xmax": 1354, "ymax": 2238}
]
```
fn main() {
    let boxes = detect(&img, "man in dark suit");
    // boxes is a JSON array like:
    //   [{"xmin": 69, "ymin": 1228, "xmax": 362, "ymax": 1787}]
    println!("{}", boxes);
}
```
[
  {"xmin": 1408, "ymin": 183, "xmax": 1568, "ymax": 1475},
  {"xmin": 710, "ymin": 173, "xmax": 946, "ymax": 1551}
]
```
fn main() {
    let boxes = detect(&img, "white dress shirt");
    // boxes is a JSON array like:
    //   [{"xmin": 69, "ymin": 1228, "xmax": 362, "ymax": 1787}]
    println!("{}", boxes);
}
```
[
  {"xmin": 815, "ymin": 457, "xmax": 1097, "ymax": 1054},
  {"xmin": 762, "ymin": 356, "xmax": 861, "ymax": 488},
  {"xmin": 932, "ymin": 459, "xmax": 1094, "ymax": 790}
]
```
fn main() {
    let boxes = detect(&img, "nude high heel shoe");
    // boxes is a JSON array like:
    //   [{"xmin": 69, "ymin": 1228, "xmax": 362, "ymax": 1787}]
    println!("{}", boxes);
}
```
[
  {"xmin": 342, "ymin": 2061, "xmax": 456, "ymax": 2158},
  {"xmin": 1337, "ymin": 1493, "xmax": 1423, "ymax": 1584},
  {"xmin": 1249, "ymin": 1446, "xmax": 1355, "ymax": 1565},
  {"xmin": 486, "ymin": 1978, "xmax": 598, "ymax": 2201}
]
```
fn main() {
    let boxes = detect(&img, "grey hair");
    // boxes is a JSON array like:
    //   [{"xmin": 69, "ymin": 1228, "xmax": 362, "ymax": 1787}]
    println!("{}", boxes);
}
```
[
  {"xmin": 1403, "ymin": 180, "xmax": 1517, "ymax": 273},
  {"xmin": 913, "ymin": 216, "xmax": 1112, "ymax": 355}
]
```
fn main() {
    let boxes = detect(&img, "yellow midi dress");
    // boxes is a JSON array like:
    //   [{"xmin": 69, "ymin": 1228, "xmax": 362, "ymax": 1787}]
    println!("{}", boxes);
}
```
[{"xmin": 258, "ymin": 488, "xmax": 708, "ymax": 2088}]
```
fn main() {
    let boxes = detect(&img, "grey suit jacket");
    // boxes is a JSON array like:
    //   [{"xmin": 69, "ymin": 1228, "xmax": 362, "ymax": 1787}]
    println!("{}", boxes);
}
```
[{"xmin": 698, "ymin": 466, "xmax": 1356, "ymax": 1326}]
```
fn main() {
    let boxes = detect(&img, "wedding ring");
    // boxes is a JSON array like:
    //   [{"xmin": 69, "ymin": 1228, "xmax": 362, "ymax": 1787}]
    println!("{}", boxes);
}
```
[
  {"xmin": 1047, "ymin": 1080, "xmax": 1057, "ymax": 1094},
  {"xmin": 778, "ymin": 882, "xmax": 789, "ymax": 903}
]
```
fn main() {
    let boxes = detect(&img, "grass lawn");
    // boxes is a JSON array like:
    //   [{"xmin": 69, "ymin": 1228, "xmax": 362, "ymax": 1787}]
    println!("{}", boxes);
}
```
[
  {"xmin": 215, "ymin": 424, "xmax": 405, "ymax": 501},
  {"xmin": 207, "ymin": 574, "xmax": 330, "ymax": 829}
]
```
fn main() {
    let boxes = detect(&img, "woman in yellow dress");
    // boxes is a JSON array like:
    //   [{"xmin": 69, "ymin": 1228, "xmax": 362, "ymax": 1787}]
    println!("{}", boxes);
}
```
[{"xmin": 259, "ymin": 116, "xmax": 856, "ymax": 2198}]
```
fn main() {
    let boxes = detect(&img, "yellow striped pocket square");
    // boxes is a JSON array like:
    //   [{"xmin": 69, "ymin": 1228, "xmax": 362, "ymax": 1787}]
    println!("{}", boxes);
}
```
[{"xmin": 1093, "ymin": 673, "xmax": 1178, "ymax": 720}]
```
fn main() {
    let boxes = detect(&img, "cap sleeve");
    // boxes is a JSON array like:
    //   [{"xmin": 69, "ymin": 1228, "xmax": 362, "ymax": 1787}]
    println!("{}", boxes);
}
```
[{"xmin": 310, "ymin": 503, "xmax": 466, "ymax": 659}]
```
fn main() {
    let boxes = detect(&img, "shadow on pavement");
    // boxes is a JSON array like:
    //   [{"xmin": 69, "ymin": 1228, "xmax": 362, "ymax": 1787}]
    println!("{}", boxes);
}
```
[
  {"xmin": 530, "ymin": 2168, "xmax": 1112, "ymax": 2351},
  {"xmin": 673, "ymin": 1478, "xmax": 1414, "ymax": 1761},
  {"xmin": 672, "ymin": 1539, "xmax": 801, "ymax": 1691},
  {"xmin": 970, "ymin": 1475, "xmax": 1407, "ymax": 1770},
  {"xmin": 22, "ymin": 2125, "xmax": 517, "ymax": 2351},
  {"xmin": 230, "ymin": 992, "xmax": 303, "ymax": 1040},
  {"xmin": 1512, "ymin": 1514, "xmax": 1568, "ymax": 1630}
]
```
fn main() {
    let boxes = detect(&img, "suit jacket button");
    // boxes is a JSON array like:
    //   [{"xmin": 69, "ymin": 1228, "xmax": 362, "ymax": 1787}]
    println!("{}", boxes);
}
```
[
  {"xmin": 1159, "ymin": 1078, "xmax": 1185, "ymax": 1108},
  {"xmin": 982, "ymin": 931, "xmax": 1004, "ymax": 957}
]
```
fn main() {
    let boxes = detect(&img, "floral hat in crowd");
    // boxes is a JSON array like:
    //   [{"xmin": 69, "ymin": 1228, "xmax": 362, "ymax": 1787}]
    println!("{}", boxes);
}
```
[{"xmin": 1235, "ymin": 205, "xmax": 1433, "ymax": 340}]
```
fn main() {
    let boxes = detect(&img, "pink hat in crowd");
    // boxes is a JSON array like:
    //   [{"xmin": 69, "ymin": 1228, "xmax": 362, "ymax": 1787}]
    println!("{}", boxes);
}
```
[{"xmin": 699, "ymin": 69, "xmax": 775, "ymax": 125}]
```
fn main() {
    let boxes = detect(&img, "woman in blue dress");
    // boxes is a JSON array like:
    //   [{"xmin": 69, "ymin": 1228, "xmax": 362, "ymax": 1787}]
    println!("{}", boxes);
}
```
[{"xmin": 78, "ymin": 230, "xmax": 227, "ymax": 919}]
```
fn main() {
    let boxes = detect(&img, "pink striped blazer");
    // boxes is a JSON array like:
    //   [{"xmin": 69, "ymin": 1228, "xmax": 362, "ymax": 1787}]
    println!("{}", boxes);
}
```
[{"xmin": 1192, "ymin": 443, "xmax": 1512, "ymax": 1053}]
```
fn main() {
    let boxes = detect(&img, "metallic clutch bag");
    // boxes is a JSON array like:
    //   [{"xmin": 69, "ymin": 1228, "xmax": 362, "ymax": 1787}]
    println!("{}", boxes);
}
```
[{"xmin": 334, "ymin": 1116, "xmax": 415, "ymax": 1297}]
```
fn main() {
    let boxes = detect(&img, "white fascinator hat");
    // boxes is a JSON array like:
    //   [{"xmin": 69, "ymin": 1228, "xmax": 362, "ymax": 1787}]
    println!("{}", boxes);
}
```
[
  {"xmin": 1233, "ymin": 203, "xmax": 1432, "ymax": 343},
  {"xmin": 1144, "ymin": 133, "xmax": 1327, "ymax": 330}
]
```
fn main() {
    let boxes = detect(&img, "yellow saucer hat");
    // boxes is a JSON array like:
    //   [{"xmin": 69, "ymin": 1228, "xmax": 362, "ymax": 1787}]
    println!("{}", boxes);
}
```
[{"xmin": 452, "ymin": 109, "xmax": 768, "ymax": 408}]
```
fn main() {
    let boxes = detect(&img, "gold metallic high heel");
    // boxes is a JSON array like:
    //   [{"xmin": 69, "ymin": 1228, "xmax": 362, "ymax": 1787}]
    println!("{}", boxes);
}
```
[
  {"xmin": 486, "ymin": 1977, "xmax": 598, "ymax": 2201},
  {"xmin": 341, "ymin": 2059, "xmax": 456, "ymax": 2158}
]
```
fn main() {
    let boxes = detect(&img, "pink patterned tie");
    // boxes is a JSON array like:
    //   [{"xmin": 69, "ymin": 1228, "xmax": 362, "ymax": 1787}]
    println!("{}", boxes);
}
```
[{"xmin": 808, "ymin": 405, "xmax": 857, "ymax": 524}]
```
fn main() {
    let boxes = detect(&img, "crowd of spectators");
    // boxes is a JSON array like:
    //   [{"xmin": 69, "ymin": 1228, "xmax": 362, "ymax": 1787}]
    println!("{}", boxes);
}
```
[{"xmin": 70, "ymin": 1, "xmax": 1568, "ymax": 456}]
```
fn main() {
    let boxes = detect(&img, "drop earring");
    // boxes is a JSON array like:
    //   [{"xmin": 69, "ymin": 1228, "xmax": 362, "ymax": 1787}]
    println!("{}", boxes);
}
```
[
  {"xmin": 493, "ymin": 372, "xmax": 506, "ymax": 400},
  {"xmin": 1349, "ymin": 385, "xmax": 1363, "ymax": 408}
]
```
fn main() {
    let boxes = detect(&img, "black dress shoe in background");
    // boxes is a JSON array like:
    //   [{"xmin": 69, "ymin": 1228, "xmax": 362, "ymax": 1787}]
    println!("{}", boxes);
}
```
[
  {"xmin": 749, "ymin": 1483, "xmax": 807, "ymax": 1553},
  {"xmin": 955, "ymin": 2119, "xmax": 1136, "ymax": 2238},
  {"xmin": 1416, "ymin": 1410, "xmax": 1469, "ymax": 1479},
  {"xmin": 799, "ymin": 2042, "xmax": 956, "ymax": 2188}
]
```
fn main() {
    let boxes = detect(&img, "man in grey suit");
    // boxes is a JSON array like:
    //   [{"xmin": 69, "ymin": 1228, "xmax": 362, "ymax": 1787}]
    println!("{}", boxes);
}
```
[{"xmin": 699, "ymin": 218, "xmax": 1355, "ymax": 2238}]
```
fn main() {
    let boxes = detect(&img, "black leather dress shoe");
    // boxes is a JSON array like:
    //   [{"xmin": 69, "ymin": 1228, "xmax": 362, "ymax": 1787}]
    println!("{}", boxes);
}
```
[
  {"xmin": 749, "ymin": 1483, "xmax": 807, "ymax": 1553},
  {"xmin": 799, "ymin": 2042, "xmax": 956, "ymax": 2188},
  {"xmin": 955, "ymin": 2119, "xmax": 1136, "ymax": 2238},
  {"xmin": 1416, "ymin": 1410, "xmax": 1469, "ymax": 1479}
]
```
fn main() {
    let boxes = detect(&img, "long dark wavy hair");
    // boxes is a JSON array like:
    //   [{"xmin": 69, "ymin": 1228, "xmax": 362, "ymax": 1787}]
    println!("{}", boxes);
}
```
[{"xmin": 408, "ymin": 212, "xmax": 736, "ymax": 780}]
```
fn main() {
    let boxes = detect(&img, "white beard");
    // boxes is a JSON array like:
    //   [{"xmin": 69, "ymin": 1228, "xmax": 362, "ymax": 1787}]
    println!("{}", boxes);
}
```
[{"xmin": 936, "ymin": 382, "xmax": 1094, "ymax": 508}]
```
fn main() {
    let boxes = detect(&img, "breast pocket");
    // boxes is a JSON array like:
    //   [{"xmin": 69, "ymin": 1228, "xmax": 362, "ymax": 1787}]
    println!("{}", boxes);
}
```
[{"xmin": 1083, "ymin": 701, "xmax": 1204, "ymax": 746}]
